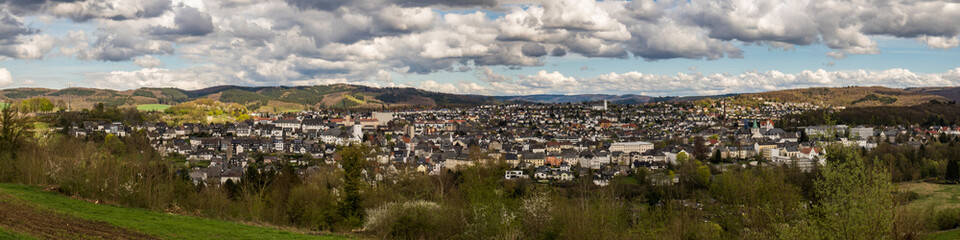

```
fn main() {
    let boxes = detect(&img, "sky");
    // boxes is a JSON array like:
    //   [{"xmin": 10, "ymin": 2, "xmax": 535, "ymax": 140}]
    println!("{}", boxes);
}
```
[{"xmin": 1, "ymin": 0, "xmax": 960, "ymax": 96}]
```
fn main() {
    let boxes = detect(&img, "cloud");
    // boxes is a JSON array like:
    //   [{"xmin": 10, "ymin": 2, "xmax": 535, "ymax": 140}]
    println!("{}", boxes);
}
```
[
  {"xmin": 826, "ymin": 51, "xmax": 846, "ymax": 60},
  {"xmin": 0, "ymin": 11, "xmax": 35, "ymax": 41},
  {"xmin": 484, "ymin": 67, "xmax": 960, "ymax": 96},
  {"xmin": 550, "ymin": 47, "xmax": 566, "ymax": 57},
  {"xmin": 89, "ymin": 66, "xmax": 233, "ymax": 90},
  {"xmin": 476, "ymin": 66, "xmax": 510, "ymax": 82},
  {"xmin": 919, "ymin": 35, "xmax": 960, "ymax": 49},
  {"xmin": 520, "ymin": 42, "xmax": 546, "ymax": 57},
  {"xmin": 134, "ymin": 55, "xmax": 164, "ymax": 68},
  {"xmin": 49, "ymin": 0, "xmax": 171, "ymax": 22},
  {"xmin": 0, "ymin": 68, "xmax": 11, "ymax": 87},
  {"xmin": 4, "ymin": 0, "xmax": 960, "ymax": 91},
  {"xmin": 150, "ymin": 6, "xmax": 215, "ymax": 38}
]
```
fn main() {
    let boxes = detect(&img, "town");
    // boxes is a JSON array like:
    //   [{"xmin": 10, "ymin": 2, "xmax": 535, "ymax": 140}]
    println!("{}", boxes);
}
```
[{"xmin": 63, "ymin": 99, "xmax": 953, "ymax": 187}]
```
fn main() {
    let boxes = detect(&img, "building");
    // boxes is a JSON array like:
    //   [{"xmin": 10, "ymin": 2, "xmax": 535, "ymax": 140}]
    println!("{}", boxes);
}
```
[
  {"xmin": 372, "ymin": 112, "xmax": 396, "ymax": 126},
  {"xmin": 609, "ymin": 141, "xmax": 654, "ymax": 153},
  {"xmin": 850, "ymin": 126, "xmax": 874, "ymax": 140}
]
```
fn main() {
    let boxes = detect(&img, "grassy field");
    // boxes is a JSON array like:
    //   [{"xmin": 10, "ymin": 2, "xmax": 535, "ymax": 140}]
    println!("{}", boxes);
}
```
[
  {"xmin": 0, "ymin": 183, "xmax": 345, "ymax": 240},
  {"xmin": 900, "ymin": 182, "xmax": 960, "ymax": 211},
  {"xmin": 928, "ymin": 229, "xmax": 960, "ymax": 240},
  {"xmin": 0, "ymin": 227, "xmax": 34, "ymax": 240},
  {"xmin": 137, "ymin": 104, "xmax": 172, "ymax": 112},
  {"xmin": 899, "ymin": 182, "xmax": 960, "ymax": 239}
]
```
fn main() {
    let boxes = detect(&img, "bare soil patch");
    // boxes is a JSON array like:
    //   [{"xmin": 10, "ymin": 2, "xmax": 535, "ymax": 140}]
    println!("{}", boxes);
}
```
[{"xmin": 0, "ymin": 195, "xmax": 159, "ymax": 240}]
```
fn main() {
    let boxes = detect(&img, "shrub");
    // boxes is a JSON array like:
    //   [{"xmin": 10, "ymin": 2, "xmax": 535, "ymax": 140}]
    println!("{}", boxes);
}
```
[{"xmin": 364, "ymin": 200, "xmax": 443, "ymax": 239}]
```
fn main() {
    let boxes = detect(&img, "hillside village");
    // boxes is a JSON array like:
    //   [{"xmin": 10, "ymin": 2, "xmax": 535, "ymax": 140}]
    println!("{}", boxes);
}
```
[{"xmin": 64, "ymin": 99, "xmax": 954, "ymax": 187}]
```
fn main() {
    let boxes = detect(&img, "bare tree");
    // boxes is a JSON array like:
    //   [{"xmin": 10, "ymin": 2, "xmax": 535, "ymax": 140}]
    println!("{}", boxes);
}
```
[{"xmin": 0, "ymin": 104, "xmax": 31, "ymax": 156}]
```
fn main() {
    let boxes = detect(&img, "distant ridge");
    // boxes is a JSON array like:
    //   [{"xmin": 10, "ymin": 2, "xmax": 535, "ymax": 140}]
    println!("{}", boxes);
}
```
[{"xmin": 0, "ymin": 84, "xmax": 958, "ymax": 110}]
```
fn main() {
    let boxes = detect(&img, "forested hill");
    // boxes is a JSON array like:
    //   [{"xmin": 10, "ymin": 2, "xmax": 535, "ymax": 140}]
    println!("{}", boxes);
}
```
[
  {"xmin": 781, "ymin": 100, "xmax": 960, "ymax": 128},
  {"xmin": 0, "ymin": 84, "xmax": 497, "ymax": 110},
  {"xmin": 741, "ymin": 86, "xmax": 951, "ymax": 107},
  {"xmin": 1, "ymin": 84, "xmax": 959, "ymax": 110}
]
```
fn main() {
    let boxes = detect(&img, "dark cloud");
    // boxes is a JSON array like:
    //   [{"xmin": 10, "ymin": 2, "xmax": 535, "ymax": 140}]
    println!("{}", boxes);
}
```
[
  {"xmin": 392, "ymin": 0, "xmax": 498, "ymax": 8},
  {"xmin": 90, "ymin": 34, "xmax": 174, "ymax": 61},
  {"xmin": 520, "ymin": 42, "xmax": 547, "ymax": 57},
  {"xmin": 0, "ymin": 11, "xmax": 35, "ymax": 42},
  {"xmin": 283, "ymin": 0, "xmax": 351, "ymax": 12},
  {"xmin": 550, "ymin": 47, "xmax": 566, "ymax": 57},
  {"xmin": 284, "ymin": 0, "xmax": 497, "ymax": 11},
  {"xmin": 150, "ymin": 7, "xmax": 214, "ymax": 37},
  {"xmin": 0, "ymin": 0, "xmax": 79, "ymax": 14},
  {"xmin": 229, "ymin": 18, "xmax": 274, "ymax": 43}
]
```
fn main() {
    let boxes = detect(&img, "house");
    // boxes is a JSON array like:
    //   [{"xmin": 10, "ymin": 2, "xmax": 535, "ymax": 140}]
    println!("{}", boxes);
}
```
[{"xmin": 505, "ymin": 170, "xmax": 528, "ymax": 179}]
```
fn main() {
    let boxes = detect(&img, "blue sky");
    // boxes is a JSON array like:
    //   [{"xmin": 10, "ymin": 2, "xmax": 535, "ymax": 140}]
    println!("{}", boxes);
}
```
[{"xmin": 1, "ymin": 0, "xmax": 960, "ymax": 96}]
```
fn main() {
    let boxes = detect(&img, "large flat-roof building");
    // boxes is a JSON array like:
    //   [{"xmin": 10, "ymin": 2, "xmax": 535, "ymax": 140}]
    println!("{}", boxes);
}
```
[{"xmin": 609, "ymin": 141, "xmax": 654, "ymax": 153}]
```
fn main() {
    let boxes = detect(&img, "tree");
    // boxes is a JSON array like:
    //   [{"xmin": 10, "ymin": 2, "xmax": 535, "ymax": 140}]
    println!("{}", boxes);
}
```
[
  {"xmin": 693, "ymin": 136, "xmax": 708, "ymax": 161},
  {"xmin": 799, "ymin": 130, "xmax": 809, "ymax": 143},
  {"xmin": 755, "ymin": 150, "xmax": 765, "ymax": 164},
  {"xmin": 676, "ymin": 151, "xmax": 689, "ymax": 165},
  {"xmin": 946, "ymin": 159, "xmax": 960, "ymax": 183},
  {"xmin": 814, "ymin": 147, "xmax": 894, "ymax": 239},
  {"xmin": 339, "ymin": 144, "xmax": 367, "ymax": 225},
  {"xmin": 20, "ymin": 97, "xmax": 54, "ymax": 113},
  {"xmin": 711, "ymin": 148, "xmax": 723, "ymax": 164},
  {"xmin": 0, "ymin": 104, "xmax": 31, "ymax": 156}
]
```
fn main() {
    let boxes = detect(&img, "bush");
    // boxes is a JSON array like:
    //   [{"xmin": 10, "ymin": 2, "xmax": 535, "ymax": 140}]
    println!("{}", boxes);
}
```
[
  {"xmin": 933, "ymin": 208, "xmax": 960, "ymax": 230},
  {"xmin": 363, "ymin": 200, "xmax": 444, "ymax": 239}
]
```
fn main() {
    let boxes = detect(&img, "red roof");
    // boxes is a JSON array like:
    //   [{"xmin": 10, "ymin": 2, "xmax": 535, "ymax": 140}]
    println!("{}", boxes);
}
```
[{"xmin": 801, "ymin": 147, "xmax": 822, "ymax": 155}]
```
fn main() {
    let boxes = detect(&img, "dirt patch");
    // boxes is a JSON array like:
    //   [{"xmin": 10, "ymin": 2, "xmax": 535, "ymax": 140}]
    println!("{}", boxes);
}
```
[{"xmin": 0, "ymin": 195, "xmax": 159, "ymax": 240}]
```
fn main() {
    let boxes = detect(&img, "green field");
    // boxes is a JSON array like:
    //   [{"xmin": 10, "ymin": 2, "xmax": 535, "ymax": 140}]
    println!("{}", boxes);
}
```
[
  {"xmin": 899, "ymin": 182, "xmax": 960, "ymax": 239},
  {"xmin": 901, "ymin": 182, "xmax": 960, "ymax": 211},
  {"xmin": 0, "ymin": 227, "xmax": 34, "ymax": 240},
  {"xmin": 137, "ymin": 104, "xmax": 172, "ymax": 112},
  {"xmin": 0, "ymin": 184, "xmax": 345, "ymax": 239},
  {"xmin": 928, "ymin": 229, "xmax": 960, "ymax": 240}
]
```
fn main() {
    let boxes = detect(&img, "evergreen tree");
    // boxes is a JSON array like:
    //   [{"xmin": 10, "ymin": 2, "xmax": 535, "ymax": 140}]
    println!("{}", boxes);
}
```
[
  {"xmin": 340, "ymin": 144, "xmax": 367, "ymax": 224},
  {"xmin": 947, "ymin": 160, "xmax": 960, "ymax": 183},
  {"xmin": 711, "ymin": 148, "xmax": 723, "ymax": 164}
]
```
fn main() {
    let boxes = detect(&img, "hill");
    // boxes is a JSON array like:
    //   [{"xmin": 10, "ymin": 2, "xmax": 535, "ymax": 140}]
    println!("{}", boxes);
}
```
[
  {"xmin": 495, "ymin": 94, "xmax": 655, "ymax": 104},
  {"xmin": 0, "ymin": 183, "xmax": 343, "ymax": 239},
  {"xmin": 740, "ymin": 86, "xmax": 949, "ymax": 107},
  {"xmin": 0, "ymin": 84, "xmax": 497, "ymax": 111},
  {"xmin": 494, "ymin": 93, "xmax": 739, "ymax": 104},
  {"xmin": 905, "ymin": 87, "xmax": 960, "ymax": 102},
  {"xmin": 1, "ymin": 85, "xmax": 956, "ymax": 110}
]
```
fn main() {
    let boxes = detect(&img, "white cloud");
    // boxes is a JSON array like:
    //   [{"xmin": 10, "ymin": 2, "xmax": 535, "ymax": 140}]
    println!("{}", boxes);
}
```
[
  {"xmin": 3, "ymin": 0, "xmax": 960, "ymax": 91},
  {"xmin": 485, "ymin": 67, "xmax": 960, "ymax": 96},
  {"xmin": 134, "ymin": 55, "xmax": 164, "ymax": 68},
  {"xmin": 0, "ymin": 68, "xmax": 12, "ymax": 87},
  {"xmin": 919, "ymin": 35, "xmax": 960, "ymax": 49},
  {"xmin": 91, "ymin": 66, "xmax": 231, "ymax": 90}
]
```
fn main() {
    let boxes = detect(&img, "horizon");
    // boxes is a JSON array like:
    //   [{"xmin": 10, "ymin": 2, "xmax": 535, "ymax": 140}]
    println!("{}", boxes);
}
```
[
  {"xmin": 0, "ymin": 83, "xmax": 944, "ymax": 98},
  {"xmin": 1, "ymin": 0, "xmax": 959, "ymax": 96}
]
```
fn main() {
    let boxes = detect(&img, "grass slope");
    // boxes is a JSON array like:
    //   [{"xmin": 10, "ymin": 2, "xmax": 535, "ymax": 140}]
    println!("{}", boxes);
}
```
[
  {"xmin": 0, "ymin": 184, "xmax": 344, "ymax": 240},
  {"xmin": 899, "ymin": 182, "xmax": 960, "ymax": 239},
  {"xmin": 137, "ymin": 104, "xmax": 173, "ymax": 112},
  {"xmin": 0, "ymin": 227, "xmax": 34, "ymax": 240}
]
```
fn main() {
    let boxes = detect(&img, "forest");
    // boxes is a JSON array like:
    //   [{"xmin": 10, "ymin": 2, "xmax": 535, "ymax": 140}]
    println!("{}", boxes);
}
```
[
  {"xmin": 781, "ymin": 100, "xmax": 960, "ymax": 128},
  {"xmin": 1, "ymin": 104, "xmax": 959, "ymax": 239}
]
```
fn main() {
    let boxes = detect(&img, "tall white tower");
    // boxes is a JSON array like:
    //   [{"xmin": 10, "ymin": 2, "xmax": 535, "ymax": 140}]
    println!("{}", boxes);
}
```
[{"xmin": 603, "ymin": 100, "xmax": 608, "ymax": 111}]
